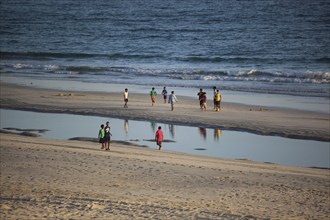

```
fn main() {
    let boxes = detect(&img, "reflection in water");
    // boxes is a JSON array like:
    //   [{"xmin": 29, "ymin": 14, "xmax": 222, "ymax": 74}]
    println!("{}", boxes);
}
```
[
  {"xmin": 214, "ymin": 128, "xmax": 222, "ymax": 142},
  {"xmin": 199, "ymin": 127, "xmax": 207, "ymax": 140},
  {"xmin": 169, "ymin": 124, "xmax": 175, "ymax": 139},
  {"xmin": 150, "ymin": 121, "xmax": 157, "ymax": 133},
  {"xmin": 1, "ymin": 109, "xmax": 329, "ymax": 168},
  {"xmin": 124, "ymin": 120, "xmax": 129, "ymax": 136}
]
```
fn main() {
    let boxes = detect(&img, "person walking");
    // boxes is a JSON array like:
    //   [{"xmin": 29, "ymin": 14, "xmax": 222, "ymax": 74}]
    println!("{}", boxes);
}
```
[
  {"xmin": 155, "ymin": 126, "xmax": 164, "ymax": 150},
  {"xmin": 150, "ymin": 87, "xmax": 157, "ymax": 106},
  {"xmin": 162, "ymin": 86, "xmax": 168, "ymax": 104},
  {"xmin": 197, "ymin": 89, "xmax": 206, "ymax": 112},
  {"xmin": 98, "ymin": 124, "xmax": 106, "ymax": 150},
  {"xmin": 123, "ymin": 88, "xmax": 129, "ymax": 108},
  {"xmin": 215, "ymin": 89, "xmax": 222, "ymax": 112},
  {"xmin": 213, "ymin": 86, "xmax": 217, "ymax": 110},
  {"xmin": 168, "ymin": 91, "xmax": 178, "ymax": 111},
  {"xmin": 201, "ymin": 92, "xmax": 207, "ymax": 112},
  {"xmin": 104, "ymin": 121, "xmax": 112, "ymax": 150},
  {"xmin": 197, "ymin": 88, "xmax": 206, "ymax": 110}
]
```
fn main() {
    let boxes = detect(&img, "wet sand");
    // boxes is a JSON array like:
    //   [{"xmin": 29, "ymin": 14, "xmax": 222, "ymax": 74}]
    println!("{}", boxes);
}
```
[
  {"xmin": 1, "ymin": 83, "xmax": 329, "ymax": 141},
  {"xmin": 0, "ymin": 82, "xmax": 330, "ymax": 219},
  {"xmin": 1, "ymin": 133, "xmax": 329, "ymax": 219}
]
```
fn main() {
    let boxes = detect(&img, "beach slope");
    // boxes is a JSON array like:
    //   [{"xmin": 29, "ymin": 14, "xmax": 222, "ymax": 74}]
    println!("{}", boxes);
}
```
[{"xmin": 1, "ymin": 133, "xmax": 329, "ymax": 219}]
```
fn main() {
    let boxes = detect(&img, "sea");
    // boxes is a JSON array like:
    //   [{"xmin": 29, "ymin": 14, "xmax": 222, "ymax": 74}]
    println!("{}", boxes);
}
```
[{"xmin": 1, "ymin": 0, "xmax": 329, "ymax": 99}]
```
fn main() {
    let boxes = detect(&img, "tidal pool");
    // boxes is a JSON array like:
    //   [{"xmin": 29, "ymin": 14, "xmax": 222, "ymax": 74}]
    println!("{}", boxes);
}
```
[{"xmin": 1, "ymin": 109, "xmax": 329, "ymax": 168}]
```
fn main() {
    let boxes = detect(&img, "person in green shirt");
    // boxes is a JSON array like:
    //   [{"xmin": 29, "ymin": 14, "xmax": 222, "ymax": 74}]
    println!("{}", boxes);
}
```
[
  {"xmin": 150, "ymin": 87, "xmax": 157, "ymax": 106},
  {"xmin": 98, "ymin": 124, "xmax": 106, "ymax": 150}
]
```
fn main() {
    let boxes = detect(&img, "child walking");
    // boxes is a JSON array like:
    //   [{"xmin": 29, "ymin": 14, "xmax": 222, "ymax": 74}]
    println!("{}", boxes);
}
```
[
  {"xmin": 168, "ymin": 91, "xmax": 178, "ymax": 111},
  {"xmin": 155, "ymin": 126, "xmax": 164, "ymax": 150},
  {"xmin": 123, "ymin": 88, "xmax": 129, "ymax": 108},
  {"xmin": 150, "ymin": 87, "xmax": 157, "ymax": 106},
  {"xmin": 162, "ymin": 86, "xmax": 168, "ymax": 104},
  {"xmin": 104, "ymin": 121, "xmax": 112, "ymax": 150},
  {"xmin": 215, "ymin": 89, "xmax": 222, "ymax": 112},
  {"xmin": 98, "ymin": 124, "xmax": 105, "ymax": 150}
]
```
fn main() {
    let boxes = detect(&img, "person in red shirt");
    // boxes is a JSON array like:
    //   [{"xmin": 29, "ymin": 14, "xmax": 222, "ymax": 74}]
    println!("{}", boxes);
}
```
[{"xmin": 155, "ymin": 126, "xmax": 164, "ymax": 150}]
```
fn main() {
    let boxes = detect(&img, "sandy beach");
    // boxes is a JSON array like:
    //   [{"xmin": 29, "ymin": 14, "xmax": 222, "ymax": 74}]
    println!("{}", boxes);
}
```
[
  {"xmin": 1, "ymin": 82, "xmax": 330, "ymax": 219},
  {"xmin": 1, "ymin": 133, "xmax": 329, "ymax": 219},
  {"xmin": 1, "ymin": 83, "xmax": 329, "ymax": 141}
]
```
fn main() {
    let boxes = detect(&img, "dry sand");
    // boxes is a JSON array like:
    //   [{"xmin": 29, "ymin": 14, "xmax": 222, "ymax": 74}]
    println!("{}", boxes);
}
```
[
  {"xmin": 1, "ymin": 133, "xmax": 329, "ymax": 219},
  {"xmin": 0, "ymin": 82, "xmax": 330, "ymax": 219}
]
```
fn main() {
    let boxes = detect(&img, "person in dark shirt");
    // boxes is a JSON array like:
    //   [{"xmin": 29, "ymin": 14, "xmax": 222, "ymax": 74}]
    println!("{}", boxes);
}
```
[{"xmin": 104, "ymin": 121, "xmax": 112, "ymax": 151}]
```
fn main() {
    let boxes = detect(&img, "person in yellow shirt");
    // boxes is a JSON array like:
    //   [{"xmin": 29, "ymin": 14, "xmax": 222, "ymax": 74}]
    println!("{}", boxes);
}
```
[{"xmin": 215, "ymin": 89, "xmax": 222, "ymax": 112}]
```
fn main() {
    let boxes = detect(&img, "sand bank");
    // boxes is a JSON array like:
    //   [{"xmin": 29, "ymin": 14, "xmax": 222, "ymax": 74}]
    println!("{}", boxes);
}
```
[
  {"xmin": 1, "ymin": 133, "xmax": 329, "ymax": 219},
  {"xmin": 1, "ymin": 83, "xmax": 329, "ymax": 141}
]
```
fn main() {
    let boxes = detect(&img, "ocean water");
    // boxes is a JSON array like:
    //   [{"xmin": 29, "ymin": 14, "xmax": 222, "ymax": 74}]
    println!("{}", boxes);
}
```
[{"xmin": 0, "ymin": 0, "xmax": 329, "ymax": 97}]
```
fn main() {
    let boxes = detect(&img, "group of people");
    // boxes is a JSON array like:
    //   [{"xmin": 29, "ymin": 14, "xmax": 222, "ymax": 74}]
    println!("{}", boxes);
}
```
[
  {"xmin": 197, "ymin": 87, "xmax": 222, "ymax": 112},
  {"xmin": 120, "ymin": 86, "xmax": 179, "ymax": 111},
  {"xmin": 122, "ymin": 86, "xmax": 221, "ymax": 112},
  {"xmin": 151, "ymin": 86, "xmax": 179, "ymax": 111},
  {"xmin": 98, "ymin": 86, "xmax": 221, "ymax": 151},
  {"xmin": 98, "ymin": 121, "xmax": 112, "ymax": 150},
  {"xmin": 98, "ymin": 122, "xmax": 164, "ymax": 151}
]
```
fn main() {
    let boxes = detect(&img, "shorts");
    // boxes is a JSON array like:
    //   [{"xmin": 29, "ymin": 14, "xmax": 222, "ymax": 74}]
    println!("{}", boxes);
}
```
[
  {"xmin": 105, "ymin": 136, "xmax": 111, "ymax": 142},
  {"xmin": 151, "ymin": 96, "xmax": 156, "ymax": 103},
  {"xmin": 99, "ymin": 137, "xmax": 105, "ymax": 143},
  {"xmin": 124, "ymin": 98, "xmax": 128, "ymax": 102},
  {"xmin": 163, "ymin": 95, "xmax": 167, "ymax": 100},
  {"xmin": 215, "ymin": 101, "xmax": 220, "ymax": 106}
]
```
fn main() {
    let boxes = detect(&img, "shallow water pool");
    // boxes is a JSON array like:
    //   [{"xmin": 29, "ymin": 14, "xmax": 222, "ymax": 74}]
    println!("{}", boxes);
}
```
[{"xmin": 1, "ymin": 109, "xmax": 329, "ymax": 168}]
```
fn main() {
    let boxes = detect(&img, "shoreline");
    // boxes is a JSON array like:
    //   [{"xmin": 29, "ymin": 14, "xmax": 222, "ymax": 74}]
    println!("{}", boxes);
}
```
[
  {"xmin": 1, "ymin": 83, "xmax": 329, "ymax": 219},
  {"xmin": 1, "ymin": 82, "xmax": 329, "ymax": 142},
  {"xmin": 2, "ymin": 75, "xmax": 329, "ymax": 114}
]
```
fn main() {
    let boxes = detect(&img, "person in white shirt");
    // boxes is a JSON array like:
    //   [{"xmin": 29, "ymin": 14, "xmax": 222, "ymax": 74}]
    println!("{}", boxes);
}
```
[
  {"xmin": 123, "ymin": 88, "xmax": 129, "ymax": 108},
  {"xmin": 168, "ymin": 91, "xmax": 178, "ymax": 111}
]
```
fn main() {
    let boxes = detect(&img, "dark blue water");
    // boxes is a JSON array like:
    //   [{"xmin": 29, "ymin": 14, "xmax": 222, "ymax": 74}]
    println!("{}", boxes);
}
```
[{"xmin": 1, "ymin": 0, "xmax": 329, "ymax": 97}]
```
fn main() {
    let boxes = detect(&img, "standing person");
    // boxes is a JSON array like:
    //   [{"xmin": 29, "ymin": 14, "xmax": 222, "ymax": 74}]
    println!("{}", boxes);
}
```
[
  {"xmin": 197, "ymin": 88, "xmax": 205, "ymax": 109},
  {"xmin": 123, "ymin": 88, "xmax": 129, "ymax": 108},
  {"xmin": 98, "ymin": 124, "xmax": 105, "ymax": 150},
  {"xmin": 150, "ymin": 87, "xmax": 157, "ymax": 106},
  {"xmin": 162, "ymin": 86, "xmax": 168, "ymax": 104},
  {"xmin": 155, "ymin": 126, "xmax": 164, "ymax": 150},
  {"xmin": 104, "ymin": 121, "xmax": 112, "ymax": 151},
  {"xmin": 201, "ymin": 92, "xmax": 207, "ymax": 112},
  {"xmin": 215, "ymin": 89, "xmax": 222, "ymax": 112},
  {"xmin": 213, "ymin": 86, "xmax": 217, "ymax": 110},
  {"xmin": 168, "ymin": 91, "xmax": 178, "ymax": 111}
]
